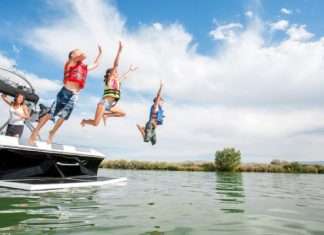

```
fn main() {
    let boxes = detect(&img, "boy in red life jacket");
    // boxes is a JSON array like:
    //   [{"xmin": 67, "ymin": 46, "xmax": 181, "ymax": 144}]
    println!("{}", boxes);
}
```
[
  {"xmin": 28, "ymin": 46, "xmax": 102, "ymax": 145},
  {"xmin": 136, "ymin": 81, "xmax": 165, "ymax": 145}
]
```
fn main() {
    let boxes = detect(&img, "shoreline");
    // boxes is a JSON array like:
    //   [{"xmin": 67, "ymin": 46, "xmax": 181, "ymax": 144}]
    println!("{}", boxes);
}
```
[{"xmin": 100, "ymin": 159, "xmax": 324, "ymax": 174}]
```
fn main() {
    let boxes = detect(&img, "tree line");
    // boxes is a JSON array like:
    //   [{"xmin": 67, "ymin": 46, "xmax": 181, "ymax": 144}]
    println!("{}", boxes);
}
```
[{"xmin": 100, "ymin": 148, "xmax": 324, "ymax": 174}]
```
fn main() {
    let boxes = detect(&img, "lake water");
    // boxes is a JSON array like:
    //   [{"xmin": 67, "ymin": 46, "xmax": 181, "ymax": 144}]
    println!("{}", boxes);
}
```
[{"xmin": 0, "ymin": 170, "xmax": 324, "ymax": 235}]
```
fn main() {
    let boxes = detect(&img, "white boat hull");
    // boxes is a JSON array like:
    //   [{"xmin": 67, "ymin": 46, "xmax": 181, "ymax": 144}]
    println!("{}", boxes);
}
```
[{"xmin": 0, "ymin": 176, "xmax": 127, "ymax": 191}]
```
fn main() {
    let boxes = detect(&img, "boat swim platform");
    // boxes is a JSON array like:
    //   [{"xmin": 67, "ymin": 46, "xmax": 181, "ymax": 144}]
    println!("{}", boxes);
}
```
[{"xmin": 0, "ymin": 176, "xmax": 128, "ymax": 191}]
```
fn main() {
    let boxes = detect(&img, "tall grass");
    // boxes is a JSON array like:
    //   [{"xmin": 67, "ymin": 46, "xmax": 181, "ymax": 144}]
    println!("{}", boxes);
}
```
[
  {"xmin": 100, "ymin": 159, "xmax": 324, "ymax": 174},
  {"xmin": 100, "ymin": 160, "xmax": 216, "ymax": 172}
]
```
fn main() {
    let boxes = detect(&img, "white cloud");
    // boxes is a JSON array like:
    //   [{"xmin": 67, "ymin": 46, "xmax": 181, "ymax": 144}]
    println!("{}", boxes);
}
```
[
  {"xmin": 287, "ymin": 24, "xmax": 314, "ymax": 41},
  {"xmin": 280, "ymin": 8, "xmax": 292, "ymax": 15},
  {"xmin": 209, "ymin": 23, "xmax": 243, "ymax": 42},
  {"xmin": 19, "ymin": 0, "xmax": 324, "ymax": 162},
  {"xmin": 0, "ymin": 53, "xmax": 16, "ymax": 68},
  {"xmin": 245, "ymin": 11, "xmax": 253, "ymax": 18},
  {"xmin": 152, "ymin": 22, "xmax": 163, "ymax": 31},
  {"xmin": 0, "ymin": 52, "xmax": 60, "ymax": 97},
  {"xmin": 270, "ymin": 20, "xmax": 289, "ymax": 31},
  {"xmin": 22, "ymin": 72, "xmax": 60, "ymax": 96}
]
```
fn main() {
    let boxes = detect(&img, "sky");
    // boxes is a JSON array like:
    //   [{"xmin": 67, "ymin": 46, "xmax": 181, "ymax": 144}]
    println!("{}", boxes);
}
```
[{"xmin": 1, "ymin": 0, "xmax": 324, "ymax": 163}]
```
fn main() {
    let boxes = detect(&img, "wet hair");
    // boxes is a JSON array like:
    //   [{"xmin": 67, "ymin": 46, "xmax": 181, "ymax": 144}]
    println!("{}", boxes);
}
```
[
  {"xmin": 104, "ymin": 68, "xmax": 113, "ymax": 85},
  {"xmin": 13, "ymin": 93, "xmax": 25, "ymax": 106}
]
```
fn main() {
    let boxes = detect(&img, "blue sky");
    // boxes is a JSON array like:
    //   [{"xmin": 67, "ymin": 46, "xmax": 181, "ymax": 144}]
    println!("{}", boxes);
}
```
[
  {"xmin": 0, "ymin": 0, "xmax": 323, "ymax": 76},
  {"xmin": 1, "ymin": 0, "xmax": 324, "ymax": 162},
  {"xmin": 1, "ymin": 0, "xmax": 324, "ymax": 73}
]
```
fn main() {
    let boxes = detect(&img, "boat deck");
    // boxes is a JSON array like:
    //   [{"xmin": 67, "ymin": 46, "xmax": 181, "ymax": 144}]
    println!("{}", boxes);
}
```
[{"xmin": 0, "ymin": 135, "xmax": 105, "ymax": 159}]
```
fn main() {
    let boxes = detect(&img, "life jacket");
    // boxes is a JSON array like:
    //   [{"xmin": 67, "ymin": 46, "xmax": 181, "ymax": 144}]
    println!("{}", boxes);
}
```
[
  {"xmin": 150, "ymin": 105, "xmax": 165, "ymax": 125},
  {"xmin": 64, "ymin": 62, "xmax": 88, "ymax": 89},
  {"xmin": 103, "ymin": 78, "xmax": 121, "ymax": 101}
]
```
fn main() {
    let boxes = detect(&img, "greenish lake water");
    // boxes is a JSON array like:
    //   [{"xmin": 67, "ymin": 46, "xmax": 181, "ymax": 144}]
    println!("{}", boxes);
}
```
[{"xmin": 0, "ymin": 170, "xmax": 323, "ymax": 235}]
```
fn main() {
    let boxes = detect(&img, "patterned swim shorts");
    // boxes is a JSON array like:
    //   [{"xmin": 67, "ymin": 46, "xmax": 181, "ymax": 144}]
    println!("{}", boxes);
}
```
[{"xmin": 49, "ymin": 87, "xmax": 79, "ymax": 121}]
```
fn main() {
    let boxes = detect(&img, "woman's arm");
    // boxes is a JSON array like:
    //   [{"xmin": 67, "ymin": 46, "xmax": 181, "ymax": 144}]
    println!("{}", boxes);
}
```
[
  {"xmin": 20, "ymin": 105, "xmax": 30, "ymax": 120},
  {"xmin": 88, "ymin": 45, "xmax": 102, "ymax": 71},
  {"xmin": 1, "ymin": 94, "xmax": 11, "ymax": 106}
]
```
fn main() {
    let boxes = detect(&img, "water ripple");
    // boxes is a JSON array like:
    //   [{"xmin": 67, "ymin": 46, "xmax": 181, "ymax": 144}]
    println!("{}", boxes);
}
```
[{"xmin": 0, "ymin": 170, "xmax": 323, "ymax": 234}]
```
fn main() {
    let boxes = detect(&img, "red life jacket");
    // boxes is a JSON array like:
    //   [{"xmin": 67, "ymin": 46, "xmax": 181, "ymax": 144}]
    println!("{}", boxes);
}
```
[{"xmin": 64, "ymin": 62, "xmax": 88, "ymax": 89}]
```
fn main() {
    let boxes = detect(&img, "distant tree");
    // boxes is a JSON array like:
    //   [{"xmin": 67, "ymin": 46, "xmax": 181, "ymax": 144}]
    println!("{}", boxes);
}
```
[
  {"xmin": 290, "ymin": 162, "xmax": 303, "ymax": 173},
  {"xmin": 215, "ymin": 148, "xmax": 241, "ymax": 172}
]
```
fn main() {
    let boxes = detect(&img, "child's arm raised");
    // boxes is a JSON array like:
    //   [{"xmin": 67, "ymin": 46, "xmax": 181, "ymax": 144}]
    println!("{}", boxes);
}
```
[
  {"xmin": 112, "ymin": 41, "xmax": 123, "ymax": 73},
  {"xmin": 119, "ymin": 65, "xmax": 138, "ymax": 81},
  {"xmin": 88, "ymin": 45, "xmax": 102, "ymax": 71}
]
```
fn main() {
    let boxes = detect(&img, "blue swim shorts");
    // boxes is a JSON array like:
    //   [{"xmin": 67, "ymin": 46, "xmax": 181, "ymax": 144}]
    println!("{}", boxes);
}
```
[{"xmin": 49, "ymin": 87, "xmax": 78, "ymax": 121}]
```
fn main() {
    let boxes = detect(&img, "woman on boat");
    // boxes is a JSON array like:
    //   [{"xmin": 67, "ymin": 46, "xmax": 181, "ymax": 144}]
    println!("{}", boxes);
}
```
[
  {"xmin": 81, "ymin": 41, "xmax": 137, "ymax": 127},
  {"xmin": 136, "ymin": 81, "xmax": 165, "ymax": 145},
  {"xmin": 1, "ymin": 93, "xmax": 30, "ymax": 138}
]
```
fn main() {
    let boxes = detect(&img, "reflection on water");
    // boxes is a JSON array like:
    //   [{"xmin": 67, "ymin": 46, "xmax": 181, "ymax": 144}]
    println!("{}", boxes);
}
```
[
  {"xmin": 0, "ymin": 188, "xmax": 101, "ymax": 234},
  {"xmin": 215, "ymin": 172, "xmax": 245, "ymax": 213},
  {"xmin": 0, "ymin": 170, "xmax": 323, "ymax": 235},
  {"xmin": 0, "ymin": 196, "xmax": 58, "ymax": 230}
]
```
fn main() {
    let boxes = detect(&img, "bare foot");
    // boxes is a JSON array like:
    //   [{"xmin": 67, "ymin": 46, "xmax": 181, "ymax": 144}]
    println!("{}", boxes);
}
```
[
  {"xmin": 47, "ymin": 131, "xmax": 54, "ymax": 144},
  {"xmin": 80, "ymin": 119, "xmax": 85, "ymax": 127},
  {"xmin": 136, "ymin": 124, "xmax": 142, "ymax": 131},
  {"xmin": 28, "ymin": 137, "xmax": 36, "ymax": 146},
  {"xmin": 28, "ymin": 132, "xmax": 37, "ymax": 145}
]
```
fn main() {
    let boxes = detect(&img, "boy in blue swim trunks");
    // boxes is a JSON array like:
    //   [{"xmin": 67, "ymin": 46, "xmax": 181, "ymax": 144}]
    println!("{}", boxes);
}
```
[
  {"xmin": 136, "ymin": 81, "xmax": 165, "ymax": 145},
  {"xmin": 28, "ymin": 46, "xmax": 102, "ymax": 144}
]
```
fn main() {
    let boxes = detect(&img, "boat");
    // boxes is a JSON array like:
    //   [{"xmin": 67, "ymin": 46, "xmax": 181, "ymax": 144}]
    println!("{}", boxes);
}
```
[
  {"xmin": 0, "ymin": 66, "xmax": 127, "ymax": 191},
  {"xmin": 0, "ymin": 135, "xmax": 127, "ymax": 191}
]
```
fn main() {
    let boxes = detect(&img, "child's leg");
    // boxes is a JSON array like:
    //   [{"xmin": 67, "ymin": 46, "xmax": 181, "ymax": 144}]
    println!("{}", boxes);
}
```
[
  {"xmin": 103, "ymin": 106, "xmax": 126, "ymax": 125},
  {"xmin": 28, "ymin": 113, "xmax": 51, "ymax": 144},
  {"xmin": 151, "ymin": 132, "xmax": 157, "ymax": 145},
  {"xmin": 104, "ymin": 106, "xmax": 126, "ymax": 118},
  {"xmin": 81, "ymin": 103, "xmax": 105, "ymax": 127},
  {"xmin": 47, "ymin": 118, "xmax": 65, "ymax": 144},
  {"xmin": 136, "ymin": 124, "xmax": 145, "ymax": 138}
]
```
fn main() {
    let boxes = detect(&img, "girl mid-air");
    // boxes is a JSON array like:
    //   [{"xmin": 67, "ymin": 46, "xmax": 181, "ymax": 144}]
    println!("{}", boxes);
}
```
[{"xmin": 81, "ymin": 41, "xmax": 137, "ymax": 127}]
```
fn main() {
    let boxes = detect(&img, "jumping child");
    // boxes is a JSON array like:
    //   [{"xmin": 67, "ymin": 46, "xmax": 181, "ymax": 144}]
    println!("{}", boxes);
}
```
[
  {"xmin": 136, "ymin": 81, "xmax": 165, "ymax": 145},
  {"xmin": 81, "ymin": 41, "xmax": 137, "ymax": 127},
  {"xmin": 28, "ymin": 46, "xmax": 102, "ymax": 144}
]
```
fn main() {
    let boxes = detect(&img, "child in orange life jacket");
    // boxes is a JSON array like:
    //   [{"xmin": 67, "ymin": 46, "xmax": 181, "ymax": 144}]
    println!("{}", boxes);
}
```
[
  {"xmin": 81, "ymin": 41, "xmax": 137, "ymax": 127},
  {"xmin": 28, "ymin": 46, "xmax": 102, "ymax": 145},
  {"xmin": 136, "ymin": 81, "xmax": 165, "ymax": 145}
]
